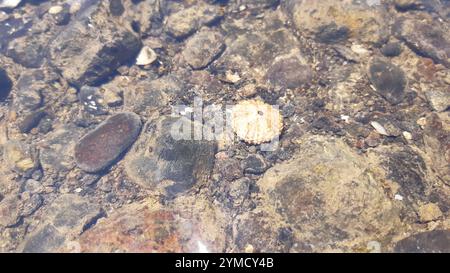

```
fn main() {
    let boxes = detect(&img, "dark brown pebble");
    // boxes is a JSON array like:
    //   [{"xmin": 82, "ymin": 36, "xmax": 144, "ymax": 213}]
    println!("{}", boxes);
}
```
[{"xmin": 75, "ymin": 112, "xmax": 142, "ymax": 173}]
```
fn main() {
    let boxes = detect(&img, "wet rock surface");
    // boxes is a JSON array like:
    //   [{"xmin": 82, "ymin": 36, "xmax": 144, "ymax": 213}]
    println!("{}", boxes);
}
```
[
  {"xmin": 368, "ymin": 58, "xmax": 407, "ymax": 105},
  {"xmin": 49, "ymin": 2, "xmax": 142, "ymax": 86},
  {"xmin": 71, "ymin": 198, "xmax": 226, "ymax": 252},
  {"xmin": 0, "ymin": 0, "xmax": 449, "ymax": 253},
  {"xmin": 75, "ymin": 112, "xmax": 142, "ymax": 173},
  {"xmin": 124, "ymin": 116, "xmax": 217, "ymax": 198},
  {"xmin": 395, "ymin": 17, "xmax": 450, "ymax": 68},
  {"xmin": 245, "ymin": 135, "xmax": 403, "ymax": 251},
  {"xmin": 394, "ymin": 230, "xmax": 450, "ymax": 253},
  {"xmin": 20, "ymin": 194, "xmax": 104, "ymax": 253},
  {"xmin": 283, "ymin": 0, "xmax": 390, "ymax": 44},
  {"xmin": 0, "ymin": 67, "xmax": 12, "ymax": 101},
  {"xmin": 182, "ymin": 28, "xmax": 225, "ymax": 69},
  {"xmin": 166, "ymin": 3, "xmax": 222, "ymax": 39}
]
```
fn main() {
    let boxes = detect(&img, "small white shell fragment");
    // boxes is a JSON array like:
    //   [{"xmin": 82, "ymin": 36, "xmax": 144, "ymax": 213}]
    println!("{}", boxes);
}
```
[
  {"xmin": 225, "ymin": 71, "xmax": 241, "ymax": 83},
  {"xmin": 48, "ymin": 5, "xmax": 63, "ymax": 14},
  {"xmin": 231, "ymin": 99, "xmax": 283, "ymax": 144},
  {"xmin": 367, "ymin": 241, "xmax": 381, "ymax": 253},
  {"xmin": 394, "ymin": 194, "xmax": 404, "ymax": 201},
  {"xmin": 402, "ymin": 131, "xmax": 412, "ymax": 140},
  {"xmin": 136, "ymin": 46, "xmax": 157, "ymax": 66},
  {"xmin": 370, "ymin": 121, "xmax": 388, "ymax": 136},
  {"xmin": 197, "ymin": 241, "xmax": 209, "ymax": 253},
  {"xmin": 416, "ymin": 117, "xmax": 427, "ymax": 128},
  {"xmin": 351, "ymin": 44, "xmax": 370, "ymax": 56},
  {"xmin": 340, "ymin": 115, "xmax": 350, "ymax": 123}
]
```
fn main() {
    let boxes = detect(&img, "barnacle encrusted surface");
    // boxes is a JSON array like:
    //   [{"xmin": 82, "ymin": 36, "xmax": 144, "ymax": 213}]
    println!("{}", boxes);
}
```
[{"xmin": 231, "ymin": 99, "xmax": 283, "ymax": 144}]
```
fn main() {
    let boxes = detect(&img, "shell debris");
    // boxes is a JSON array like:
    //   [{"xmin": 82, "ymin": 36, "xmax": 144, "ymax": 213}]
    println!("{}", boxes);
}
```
[{"xmin": 231, "ymin": 99, "xmax": 283, "ymax": 144}]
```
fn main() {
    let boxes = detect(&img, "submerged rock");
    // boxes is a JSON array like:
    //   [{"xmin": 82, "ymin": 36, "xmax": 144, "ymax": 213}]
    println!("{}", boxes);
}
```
[
  {"xmin": 242, "ymin": 154, "xmax": 268, "ymax": 175},
  {"xmin": 49, "ymin": 6, "xmax": 141, "ymax": 86},
  {"xmin": 20, "ymin": 224, "xmax": 66, "ymax": 253},
  {"xmin": 124, "ymin": 77, "xmax": 172, "ymax": 113},
  {"xmin": 39, "ymin": 125, "xmax": 82, "ymax": 173},
  {"xmin": 166, "ymin": 3, "xmax": 223, "ymax": 39},
  {"xmin": 282, "ymin": 0, "xmax": 390, "ymax": 44},
  {"xmin": 18, "ymin": 110, "xmax": 47, "ymax": 133},
  {"xmin": 395, "ymin": 17, "xmax": 450, "ymax": 68},
  {"xmin": 71, "ymin": 200, "xmax": 226, "ymax": 252},
  {"xmin": 109, "ymin": 0, "xmax": 124, "ymax": 17},
  {"xmin": 3, "ymin": 141, "xmax": 37, "ymax": 173},
  {"xmin": 20, "ymin": 194, "xmax": 103, "ymax": 253},
  {"xmin": 182, "ymin": 28, "xmax": 225, "ymax": 69},
  {"xmin": 368, "ymin": 58, "xmax": 407, "ymax": 105},
  {"xmin": 0, "ymin": 68, "xmax": 12, "ymax": 101},
  {"xmin": 266, "ymin": 56, "xmax": 313, "ymax": 89},
  {"xmin": 394, "ymin": 230, "xmax": 450, "ymax": 253},
  {"xmin": 418, "ymin": 203, "xmax": 443, "ymax": 223},
  {"xmin": 425, "ymin": 90, "xmax": 450, "ymax": 112},
  {"xmin": 14, "ymin": 70, "xmax": 45, "ymax": 112},
  {"xmin": 124, "ymin": 116, "xmax": 217, "ymax": 198},
  {"xmin": 240, "ymin": 135, "xmax": 403, "ymax": 251},
  {"xmin": 381, "ymin": 42, "xmax": 402, "ymax": 57},
  {"xmin": 0, "ymin": 195, "xmax": 21, "ymax": 227},
  {"xmin": 75, "ymin": 112, "xmax": 142, "ymax": 173}
]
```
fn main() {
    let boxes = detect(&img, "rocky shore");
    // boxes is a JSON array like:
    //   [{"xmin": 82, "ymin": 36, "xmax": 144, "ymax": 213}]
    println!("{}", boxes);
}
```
[{"xmin": 0, "ymin": 0, "xmax": 449, "ymax": 253}]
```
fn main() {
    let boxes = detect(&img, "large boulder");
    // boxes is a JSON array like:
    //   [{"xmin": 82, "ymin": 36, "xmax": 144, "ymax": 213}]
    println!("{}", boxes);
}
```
[{"xmin": 234, "ymin": 134, "xmax": 404, "ymax": 252}]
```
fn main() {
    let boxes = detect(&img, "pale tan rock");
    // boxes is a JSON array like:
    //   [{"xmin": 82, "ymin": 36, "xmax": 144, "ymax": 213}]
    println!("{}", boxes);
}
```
[
  {"xmin": 418, "ymin": 203, "xmax": 443, "ymax": 223},
  {"xmin": 166, "ymin": 4, "xmax": 222, "ymax": 38},
  {"xmin": 48, "ymin": 5, "xmax": 63, "ymax": 15},
  {"xmin": 249, "ymin": 135, "xmax": 403, "ymax": 251},
  {"xmin": 103, "ymin": 88, "xmax": 122, "ymax": 107},
  {"xmin": 283, "ymin": 0, "xmax": 390, "ymax": 44},
  {"xmin": 417, "ymin": 117, "xmax": 427, "ymax": 128},
  {"xmin": 238, "ymin": 84, "xmax": 257, "ymax": 98},
  {"xmin": 3, "ymin": 141, "xmax": 36, "ymax": 172}
]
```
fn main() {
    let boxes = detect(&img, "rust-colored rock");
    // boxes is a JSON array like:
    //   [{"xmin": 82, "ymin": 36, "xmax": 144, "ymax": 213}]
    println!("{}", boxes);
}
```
[{"xmin": 72, "ymin": 200, "xmax": 226, "ymax": 253}]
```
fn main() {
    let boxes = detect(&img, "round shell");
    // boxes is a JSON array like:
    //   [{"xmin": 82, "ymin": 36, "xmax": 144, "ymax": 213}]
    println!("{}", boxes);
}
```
[{"xmin": 231, "ymin": 99, "xmax": 283, "ymax": 144}]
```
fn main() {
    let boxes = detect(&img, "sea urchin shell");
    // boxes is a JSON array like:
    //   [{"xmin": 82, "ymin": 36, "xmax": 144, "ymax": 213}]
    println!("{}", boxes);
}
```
[{"xmin": 231, "ymin": 99, "xmax": 283, "ymax": 144}]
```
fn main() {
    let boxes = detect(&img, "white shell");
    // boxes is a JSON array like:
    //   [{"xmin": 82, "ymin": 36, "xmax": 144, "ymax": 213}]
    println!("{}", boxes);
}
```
[
  {"xmin": 231, "ymin": 99, "xmax": 283, "ymax": 144},
  {"xmin": 370, "ymin": 121, "xmax": 388, "ymax": 136},
  {"xmin": 0, "ymin": 0, "xmax": 21, "ymax": 9},
  {"xmin": 136, "ymin": 46, "xmax": 157, "ymax": 66},
  {"xmin": 48, "ymin": 5, "xmax": 63, "ymax": 15}
]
